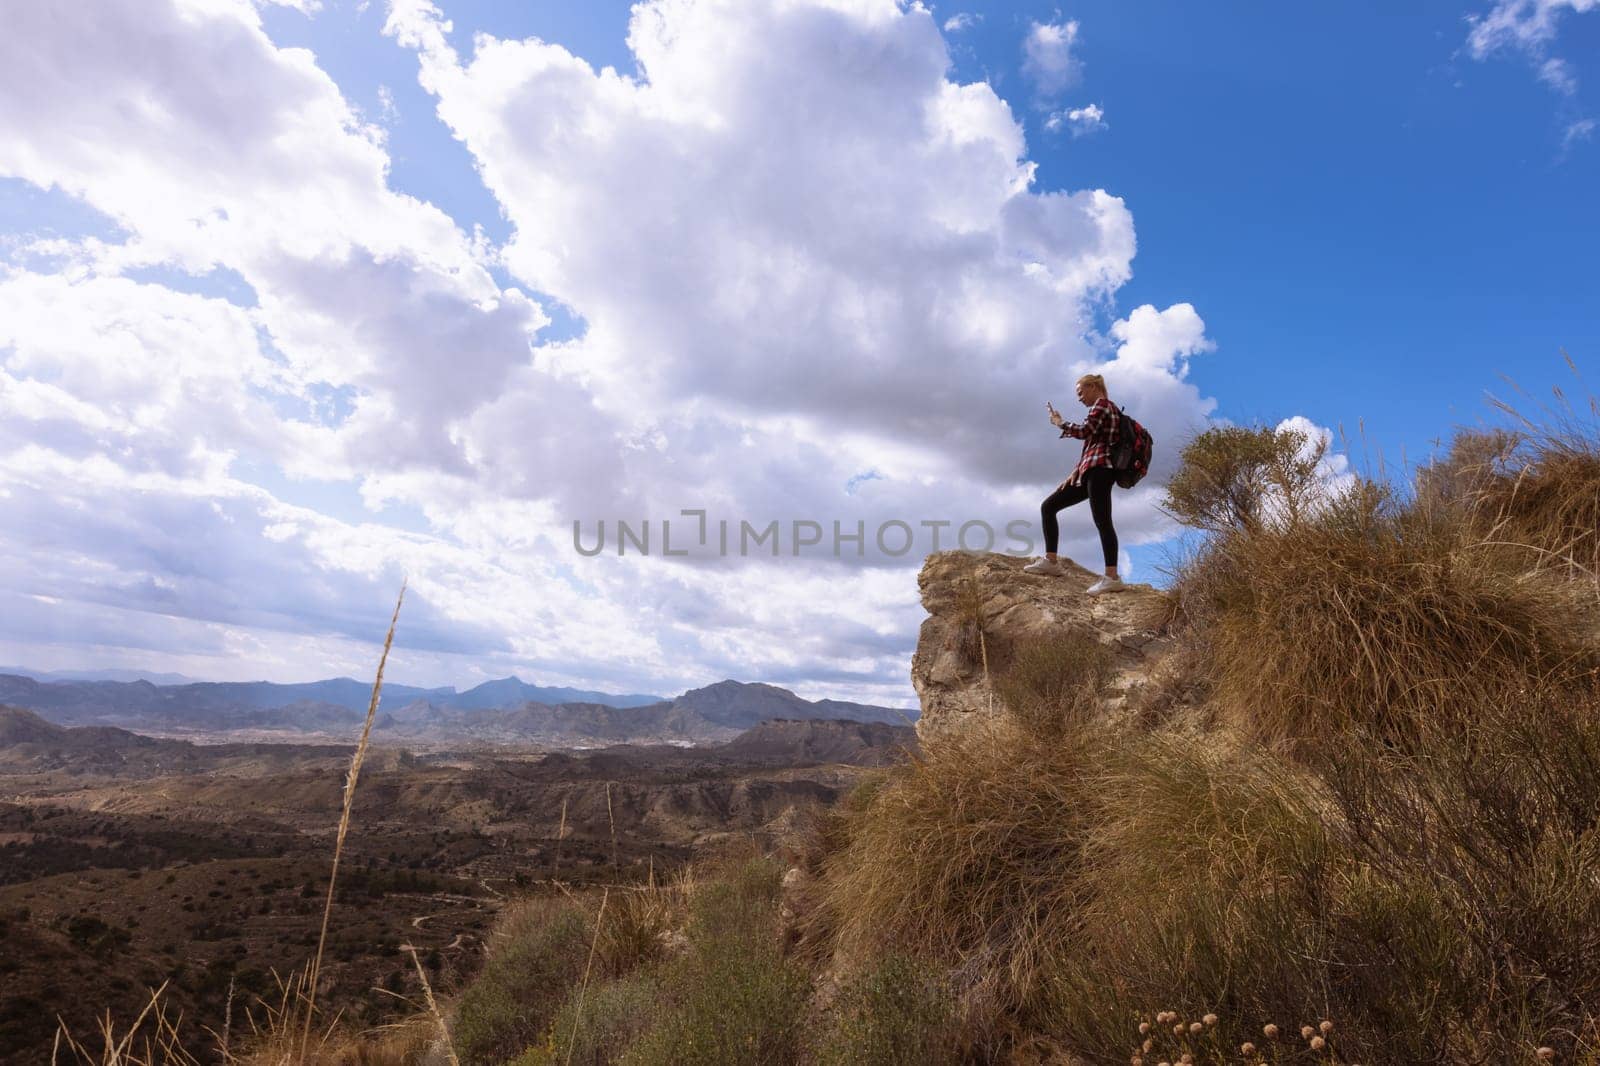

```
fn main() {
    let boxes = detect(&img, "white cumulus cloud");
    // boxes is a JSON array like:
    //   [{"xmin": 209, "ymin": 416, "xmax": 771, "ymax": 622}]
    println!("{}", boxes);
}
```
[
  {"xmin": 1021, "ymin": 19, "xmax": 1083, "ymax": 101},
  {"xmin": 0, "ymin": 0, "xmax": 1244, "ymax": 704},
  {"xmin": 1046, "ymin": 103, "xmax": 1108, "ymax": 137}
]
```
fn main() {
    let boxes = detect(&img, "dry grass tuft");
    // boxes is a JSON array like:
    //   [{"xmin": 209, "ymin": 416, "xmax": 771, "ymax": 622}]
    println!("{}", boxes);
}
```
[
  {"xmin": 1423, "ymin": 361, "xmax": 1600, "ymax": 583},
  {"xmin": 949, "ymin": 571, "xmax": 999, "ymax": 704},
  {"xmin": 991, "ymin": 632, "xmax": 1113, "ymax": 739},
  {"xmin": 1176, "ymin": 479, "xmax": 1596, "ymax": 748},
  {"xmin": 814, "ymin": 713, "xmax": 1105, "ymax": 1030},
  {"xmin": 52, "ymin": 981, "xmax": 199, "ymax": 1066},
  {"xmin": 406, "ymin": 943, "xmax": 461, "ymax": 1066}
]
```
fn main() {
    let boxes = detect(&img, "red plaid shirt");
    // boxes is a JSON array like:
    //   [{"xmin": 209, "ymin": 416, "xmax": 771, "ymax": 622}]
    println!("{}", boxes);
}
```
[{"xmin": 1058, "ymin": 397, "xmax": 1118, "ymax": 486}]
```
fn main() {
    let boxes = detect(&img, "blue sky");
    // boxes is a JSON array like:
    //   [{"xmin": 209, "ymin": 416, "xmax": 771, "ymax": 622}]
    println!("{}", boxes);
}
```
[
  {"xmin": 0, "ymin": 0, "xmax": 1594, "ymax": 704},
  {"xmin": 1028, "ymin": 1, "xmax": 1599, "ymax": 453}
]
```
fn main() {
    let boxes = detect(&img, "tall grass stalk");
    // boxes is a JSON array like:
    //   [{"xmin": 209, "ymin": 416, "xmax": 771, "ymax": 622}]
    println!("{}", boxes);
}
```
[
  {"xmin": 406, "ymin": 943, "xmax": 460, "ymax": 1066},
  {"xmin": 606, "ymin": 782, "xmax": 618, "ymax": 871},
  {"xmin": 554, "ymin": 795, "xmax": 569, "ymax": 882},
  {"xmin": 52, "ymin": 982, "xmax": 200, "ymax": 1066},
  {"xmin": 221, "ymin": 976, "xmax": 234, "ymax": 1062},
  {"xmin": 564, "ymin": 888, "xmax": 610, "ymax": 1066},
  {"xmin": 298, "ymin": 580, "xmax": 407, "ymax": 1062}
]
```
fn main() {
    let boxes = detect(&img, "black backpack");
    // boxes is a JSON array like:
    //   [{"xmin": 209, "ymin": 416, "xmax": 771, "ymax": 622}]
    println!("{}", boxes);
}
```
[{"xmin": 1110, "ymin": 406, "xmax": 1154, "ymax": 489}]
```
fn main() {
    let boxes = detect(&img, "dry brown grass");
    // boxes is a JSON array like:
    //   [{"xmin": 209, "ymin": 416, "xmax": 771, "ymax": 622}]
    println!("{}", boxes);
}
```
[
  {"xmin": 230, "ymin": 973, "xmax": 439, "ymax": 1065},
  {"xmin": 49, "ymin": 968, "xmax": 439, "ymax": 1066},
  {"xmin": 812, "ymin": 672, "xmax": 1600, "ymax": 1062},
  {"xmin": 51, "ymin": 981, "xmax": 199, "ymax": 1066},
  {"xmin": 806, "ymin": 377, "xmax": 1600, "ymax": 1063},
  {"xmin": 990, "ymin": 632, "xmax": 1112, "ymax": 739},
  {"xmin": 1175, "ymin": 478, "xmax": 1597, "ymax": 749},
  {"xmin": 813, "ymin": 713, "xmax": 1103, "ymax": 1035},
  {"xmin": 405, "ymin": 944, "xmax": 459, "ymax": 1066},
  {"xmin": 1043, "ymin": 676, "xmax": 1600, "ymax": 1065},
  {"xmin": 1422, "ymin": 361, "xmax": 1600, "ymax": 584}
]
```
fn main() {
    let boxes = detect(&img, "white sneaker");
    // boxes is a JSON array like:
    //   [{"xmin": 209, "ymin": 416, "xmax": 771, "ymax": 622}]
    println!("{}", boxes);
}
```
[
  {"xmin": 1023, "ymin": 557, "xmax": 1063, "ymax": 576},
  {"xmin": 1086, "ymin": 575, "xmax": 1126, "ymax": 595}
]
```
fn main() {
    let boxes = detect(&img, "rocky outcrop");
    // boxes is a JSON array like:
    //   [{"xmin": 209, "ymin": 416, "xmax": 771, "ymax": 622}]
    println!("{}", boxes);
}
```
[{"xmin": 910, "ymin": 551, "xmax": 1173, "ymax": 740}]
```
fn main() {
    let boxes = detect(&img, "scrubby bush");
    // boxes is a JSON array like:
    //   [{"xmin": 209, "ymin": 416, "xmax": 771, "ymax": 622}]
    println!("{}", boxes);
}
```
[
  {"xmin": 814, "ymin": 953, "xmax": 959, "ymax": 1066},
  {"xmin": 513, "ymin": 973, "xmax": 661, "ymax": 1066},
  {"xmin": 1162, "ymin": 423, "xmax": 1331, "ymax": 534},
  {"xmin": 453, "ymin": 898, "xmax": 593, "ymax": 1066},
  {"xmin": 620, "ymin": 858, "xmax": 808, "ymax": 1066}
]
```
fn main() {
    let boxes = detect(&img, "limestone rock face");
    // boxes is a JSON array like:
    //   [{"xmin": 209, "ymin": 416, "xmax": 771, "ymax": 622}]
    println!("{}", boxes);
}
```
[{"xmin": 910, "ymin": 551, "xmax": 1173, "ymax": 741}]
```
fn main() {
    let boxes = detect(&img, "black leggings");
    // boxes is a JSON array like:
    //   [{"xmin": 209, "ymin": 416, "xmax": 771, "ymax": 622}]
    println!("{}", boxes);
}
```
[{"xmin": 1042, "ymin": 467, "xmax": 1118, "ymax": 567}]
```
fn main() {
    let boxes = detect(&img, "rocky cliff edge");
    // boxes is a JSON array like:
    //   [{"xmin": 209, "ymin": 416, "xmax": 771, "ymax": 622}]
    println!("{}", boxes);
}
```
[{"xmin": 910, "ymin": 551, "xmax": 1174, "ymax": 741}]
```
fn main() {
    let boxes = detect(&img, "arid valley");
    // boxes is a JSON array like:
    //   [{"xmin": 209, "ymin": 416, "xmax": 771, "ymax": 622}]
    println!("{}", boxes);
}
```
[{"xmin": 0, "ymin": 688, "xmax": 914, "ymax": 1063}]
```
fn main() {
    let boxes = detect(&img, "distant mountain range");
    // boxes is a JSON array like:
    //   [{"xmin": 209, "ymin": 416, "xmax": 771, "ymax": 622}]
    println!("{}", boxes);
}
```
[
  {"xmin": 0, "ymin": 673, "xmax": 912, "ymax": 747},
  {"xmin": 0, "ymin": 672, "xmax": 661, "ymax": 711},
  {"xmin": 0, "ymin": 705, "xmax": 917, "ymax": 775},
  {"xmin": 0, "ymin": 666, "xmax": 203, "ymax": 685}
]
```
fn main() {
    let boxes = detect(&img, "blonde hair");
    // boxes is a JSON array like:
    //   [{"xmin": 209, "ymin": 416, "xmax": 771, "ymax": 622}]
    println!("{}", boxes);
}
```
[{"xmin": 1076, "ymin": 373, "xmax": 1107, "ymax": 393}]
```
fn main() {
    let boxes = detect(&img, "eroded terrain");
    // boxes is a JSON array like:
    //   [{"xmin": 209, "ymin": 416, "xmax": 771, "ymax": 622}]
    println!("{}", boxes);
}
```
[{"xmin": 0, "ymin": 709, "xmax": 912, "ymax": 1062}]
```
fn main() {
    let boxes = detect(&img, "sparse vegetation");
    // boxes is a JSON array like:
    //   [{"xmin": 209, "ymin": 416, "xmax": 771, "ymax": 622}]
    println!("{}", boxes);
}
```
[
  {"xmin": 514, "ymin": 972, "xmax": 658, "ymax": 1066},
  {"xmin": 619, "ymin": 856, "xmax": 808, "ymax": 1066}
]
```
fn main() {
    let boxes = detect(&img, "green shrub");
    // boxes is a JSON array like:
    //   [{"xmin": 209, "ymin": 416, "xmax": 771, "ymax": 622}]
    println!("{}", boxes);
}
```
[
  {"xmin": 453, "ymin": 898, "xmax": 594, "ymax": 1066},
  {"xmin": 512, "ymin": 973, "xmax": 662, "ymax": 1066},
  {"xmin": 620, "ymin": 859, "xmax": 808, "ymax": 1066},
  {"xmin": 815, "ymin": 954, "xmax": 959, "ymax": 1066}
]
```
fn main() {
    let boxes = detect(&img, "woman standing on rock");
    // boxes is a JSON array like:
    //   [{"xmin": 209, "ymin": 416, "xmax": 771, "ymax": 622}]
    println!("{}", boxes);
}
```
[{"xmin": 1024, "ymin": 373, "xmax": 1125, "ymax": 594}]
